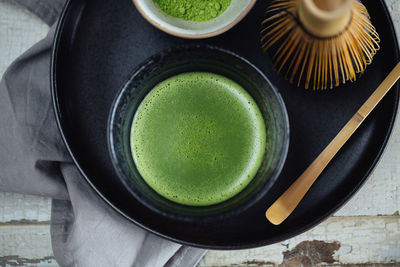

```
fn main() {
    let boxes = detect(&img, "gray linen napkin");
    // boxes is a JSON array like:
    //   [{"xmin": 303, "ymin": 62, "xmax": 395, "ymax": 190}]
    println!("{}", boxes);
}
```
[{"xmin": 0, "ymin": 0, "xmax": 206, "ymax": 266}]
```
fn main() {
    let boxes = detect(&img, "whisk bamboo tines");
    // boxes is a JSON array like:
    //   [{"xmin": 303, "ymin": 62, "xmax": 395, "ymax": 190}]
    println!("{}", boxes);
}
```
[{"xmin": 261, "ymin": 0, "xmax": 380, "ymax": 90}]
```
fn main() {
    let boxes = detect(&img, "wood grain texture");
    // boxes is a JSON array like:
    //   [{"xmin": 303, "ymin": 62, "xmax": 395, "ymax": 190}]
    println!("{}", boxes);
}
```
[
  {"xmin": 0, "ymin": 194, "xmax": 51, "ymax": 224},
  {"xmin": 0, "ymin": 0, "xmax": 48, "ymax": 76},
  {"xmin": 0, "ymin": 0, "xmax": 52, "ymax": 225},
  {"xmin": 0, "ymin": 217, "xmax": 398, "ymax": 266},
  {"xmin": 200, "ymin": 216, "xmax": 400, "ymax": 266},
  {"xmin": 0, "ymin": 0, "xmax": 399, "ymax": 266},
  {"xmin": 0, "ymin": 225, "xmax": 56, "ymax": 266}
]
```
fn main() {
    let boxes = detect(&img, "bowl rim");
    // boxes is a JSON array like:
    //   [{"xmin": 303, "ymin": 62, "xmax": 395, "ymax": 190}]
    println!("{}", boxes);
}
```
[
  {"xmin": 107, "ymin": 45, "xmax": 290, "ymax": 221},
  {"xmin": 132, "ymin": 0, "xmax": 257, "ymax": 39}
]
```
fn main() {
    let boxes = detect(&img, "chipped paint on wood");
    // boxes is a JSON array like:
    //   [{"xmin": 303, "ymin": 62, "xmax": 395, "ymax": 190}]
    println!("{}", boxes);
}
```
[
  {"xmin": 212, "ymin": 264, "xmax": 400, "ymax": 267},
  {"xmin": 243, "ymin": 260, "xmax": 275, "ymax": 266},
  {"xmin": 0, "ymin": 220, "xmax": 50, "ymax": 226},
  {"xmin": 2, "ymin": 218, "xmax": 396, "ymax": 266},
  {"xmin": 0, "ymin": 256, "xmax": 56, "ymax": 267},
  {"xmin": 0, "ymin": 226, "xmax": 53, "ymax": 260},
  {"xmin": 280, "ymin": 240, "xmax": 340, "ymax": 266},
  {"xmin": 327, "ymin": 265, "xmax": 400, "ymax": 267},
  {"xmin": 200, "ymin": 216, "xmax": 400, "ymax": 266},
  {"xmin": 0, "ymin": 193, "xmax": 51, "ymax": 223}
]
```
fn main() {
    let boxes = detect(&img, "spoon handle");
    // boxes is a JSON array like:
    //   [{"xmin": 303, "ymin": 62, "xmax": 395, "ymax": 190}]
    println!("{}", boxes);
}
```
[{"xmin": 266, "ymin": 62, "xmax": 400, "ymax": 225}]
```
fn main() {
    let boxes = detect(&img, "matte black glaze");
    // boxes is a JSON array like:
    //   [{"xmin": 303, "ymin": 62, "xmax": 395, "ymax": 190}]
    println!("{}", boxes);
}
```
[{"xmin": 51, "ymin": 0, "xmax": 399, "ymax": 249}]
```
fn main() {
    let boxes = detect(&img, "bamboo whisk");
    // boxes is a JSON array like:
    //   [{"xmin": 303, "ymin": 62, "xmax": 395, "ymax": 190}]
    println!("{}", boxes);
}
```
[{"xmin": 261, "ymin": 0, "xmax": 380, "ymax": 90}]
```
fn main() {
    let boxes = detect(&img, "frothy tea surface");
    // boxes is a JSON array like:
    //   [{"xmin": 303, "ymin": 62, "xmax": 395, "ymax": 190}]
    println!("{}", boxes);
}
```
[{"xmin": 131, "ymin": 72, "xmax": 266, "ymax": 206}]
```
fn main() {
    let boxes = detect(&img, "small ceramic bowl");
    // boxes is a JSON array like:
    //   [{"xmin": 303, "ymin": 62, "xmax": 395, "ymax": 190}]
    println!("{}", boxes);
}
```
[
  {"xmin": 132, "ymin": 0, "xmax": 257, "ymax": 39},
  {"xmin": 108, "ymin": 46, "xmax": 289, "ymax": 221}
]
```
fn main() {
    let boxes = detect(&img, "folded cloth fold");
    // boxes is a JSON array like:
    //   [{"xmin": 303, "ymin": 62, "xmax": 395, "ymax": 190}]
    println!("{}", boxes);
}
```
[{"xmin": 0, "ymin": 0, "xmax": 205, "ymax": 266}]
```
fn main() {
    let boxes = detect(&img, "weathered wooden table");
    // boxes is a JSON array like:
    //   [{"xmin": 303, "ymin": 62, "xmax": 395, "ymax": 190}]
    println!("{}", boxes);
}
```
[{"xmin": 0, "ymin": 0, "xmax": 399, "ymax": 266}]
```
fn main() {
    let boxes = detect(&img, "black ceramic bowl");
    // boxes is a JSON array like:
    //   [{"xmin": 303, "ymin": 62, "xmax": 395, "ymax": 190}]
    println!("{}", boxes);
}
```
[{"xmin": 108, "ymin": 46, "xmax": 289, "ymax": 221}]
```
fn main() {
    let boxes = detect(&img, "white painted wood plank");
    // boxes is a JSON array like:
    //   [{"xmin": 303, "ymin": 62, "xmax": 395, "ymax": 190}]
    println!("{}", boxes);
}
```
[
  {"xmin": 0, "ymin": 225, "xmax": 52, "ymax": 257},
  {"xmin": 0, "ymin": 0, "xmax": 52, "ymax": 224},
  {"xmin": 334, "ymin": 119, "xmax": 400, "ymax": 216},
  {"xmin": 0, "ymin": 217, "xmax": 399, "ymax": 266},
  {"xmin": 0, "ymin": 0, "xmax": 49, "ymax": 76},
  {"xmin": 0, "ymin": 225, "xmax": 57, "ymax": 266},
  {"xmin": 0, "ymin": 193, "xmax": 51, "ymax": 223},
  {"xmin": 200, "ymin": 216, "xmax": 400, "ymax": 266},
  {"xmin": 333, "ymin": 0, "xmax": 400, "ymax": 217},
  {"xmin": 387, "ymin": 0, "xmax": 400, "ymax": 42}
]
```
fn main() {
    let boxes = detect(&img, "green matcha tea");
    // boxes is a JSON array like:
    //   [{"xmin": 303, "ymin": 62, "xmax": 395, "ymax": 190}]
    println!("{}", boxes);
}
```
[
  {"xmin": 153, "ymin": 0, "xmax": 231, "ymax": 22},
  {"xmin": 131, "ymin": 72, "xmax": 266, "ymax": 206}
]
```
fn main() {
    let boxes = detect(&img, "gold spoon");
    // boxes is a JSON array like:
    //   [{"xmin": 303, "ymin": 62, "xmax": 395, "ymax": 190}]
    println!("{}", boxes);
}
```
[{"xmin": 266, "ymin": 62, "xmax": 400, "ymax": 225}]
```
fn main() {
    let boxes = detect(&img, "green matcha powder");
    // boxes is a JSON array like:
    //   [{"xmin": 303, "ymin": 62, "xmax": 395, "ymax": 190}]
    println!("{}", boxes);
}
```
[{"xmin": 153, "ymin": 0, "xmax": 231, "ymax": 22}]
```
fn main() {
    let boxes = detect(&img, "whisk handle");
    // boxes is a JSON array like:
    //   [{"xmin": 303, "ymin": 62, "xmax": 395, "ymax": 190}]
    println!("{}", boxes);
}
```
[
  {"xmin": 313, "ymin": 0, "xmax": 349, "ymax": 11},
  {"xmin": 298, "ymin": 0, "xmax": 353, "ymax": 37}
]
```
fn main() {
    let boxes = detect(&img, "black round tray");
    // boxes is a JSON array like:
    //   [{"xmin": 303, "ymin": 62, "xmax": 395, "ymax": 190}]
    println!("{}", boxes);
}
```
[{"xmin": 51, "ymin": 0, "xmax": 399, "ymax": 249}]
